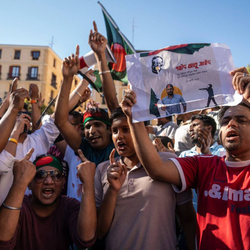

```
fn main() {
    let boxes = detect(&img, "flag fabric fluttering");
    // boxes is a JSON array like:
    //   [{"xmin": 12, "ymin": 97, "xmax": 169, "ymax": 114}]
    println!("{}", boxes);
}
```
[{"xmin": 97, "ymin": 1, "xmax": 136, "ymax": 84}]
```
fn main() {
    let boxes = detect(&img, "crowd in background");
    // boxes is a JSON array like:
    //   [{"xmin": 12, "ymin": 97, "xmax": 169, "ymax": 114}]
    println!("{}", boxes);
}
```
[{"xmin": 0, "ymin": 21, "xmax": 250, "ymax": 250}]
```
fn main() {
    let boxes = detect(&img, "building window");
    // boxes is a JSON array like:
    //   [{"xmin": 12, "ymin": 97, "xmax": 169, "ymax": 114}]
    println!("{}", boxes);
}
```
[
  {"xmin": 75, "ymin": 79, "xmax": 77, "ymax": 86},
  {"xmin": 31, "ymin": 51, "xmax": 40, "ymax": 60},
  {"xmin": 0, "ymin": 49, "xmax": 2, "ymax": 59},
  {"xmin": 50, "ymin": 90, "xmax": 54, "ymax": 102},
  {"xmin": 8, "ymin": 66, "xmax": 20, "ymax": 79},
  {"xmin": 12, "ymin": 66, "xmax": 20, "ymax": 77},
  {"xmin": 51, "ymin": 73, "xmax": 57, "ymax": 89},
  {"xmin": 0, "ymin": 65, "xmax": 1, "ymax": 79},
  {"xmin": 27, "ymin": 67, "xmax": 38, "ymax": 80},
  {"xmin": 53, "ymin": 59, "xmax": 56, "ymax": 68},
  {"xmin": 14, "ymin": 50, "xmax": 21, "ymax": 59}
]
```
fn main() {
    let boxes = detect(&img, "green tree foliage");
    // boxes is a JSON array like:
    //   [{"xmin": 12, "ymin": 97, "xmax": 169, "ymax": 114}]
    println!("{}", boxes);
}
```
[
  {"xmin": 247, "ymin": 64, "xmax": 250, "ymax": 74},
  {"xmin": 25, "ymin": 100, "xmax": 54, "ymax": 115}
]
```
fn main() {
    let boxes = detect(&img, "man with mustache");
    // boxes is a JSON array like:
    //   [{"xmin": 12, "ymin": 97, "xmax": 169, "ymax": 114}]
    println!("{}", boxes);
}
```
[{"xmin": 121, "ymin": 68, "xmax": 250, "ymax": 249}]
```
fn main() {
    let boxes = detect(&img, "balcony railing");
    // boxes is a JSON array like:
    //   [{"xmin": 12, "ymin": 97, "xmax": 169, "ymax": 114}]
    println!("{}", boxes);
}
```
[
  {"xmin": 7, "ymin": 73, "xmax": 20, "ymax": 80},
  {"xmin": 26, "ymin": 73, "xmax": 40, "ymax": 81}
]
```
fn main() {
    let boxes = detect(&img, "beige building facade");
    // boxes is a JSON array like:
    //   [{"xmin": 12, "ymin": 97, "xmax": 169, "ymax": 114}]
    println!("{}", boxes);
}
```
[{"xmin": 0, "ymin": 44, "xmax": 81, "ymax": 110}]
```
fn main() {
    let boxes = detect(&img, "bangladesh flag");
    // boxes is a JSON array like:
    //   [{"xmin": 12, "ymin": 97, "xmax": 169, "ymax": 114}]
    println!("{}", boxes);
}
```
[
  {"xmin": 149, "ymin": 88, "xmax": 160, "ymax": 117},
  {"xmin": 98, "ymin": 2, "xmax": 136, "ymax": 84},
  {"xmin": 140, "ymin": 44, "xmax": 211, "ymax": 58}
]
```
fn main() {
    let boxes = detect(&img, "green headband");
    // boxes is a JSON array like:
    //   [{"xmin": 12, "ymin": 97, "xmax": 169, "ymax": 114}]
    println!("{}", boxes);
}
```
[
  {"xmin": 83, "ymin": 116, "xmax": 111, "ymax": 128},
  {"xmin": 33, "ymin": 156, "xmax": 63, "ymax": 172}
]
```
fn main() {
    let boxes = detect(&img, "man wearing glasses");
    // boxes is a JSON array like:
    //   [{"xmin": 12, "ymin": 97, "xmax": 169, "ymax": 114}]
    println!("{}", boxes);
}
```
[{"xmin": 0, "ymin": 149, "xmax": 96, "ymax": 250}]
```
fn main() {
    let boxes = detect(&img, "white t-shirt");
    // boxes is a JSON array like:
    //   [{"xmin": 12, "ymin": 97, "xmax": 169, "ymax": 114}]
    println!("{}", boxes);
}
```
[
  {"xmin": 1, "ymin": 115, "xmax": 59, "ymax": 202},
  {"xmin": 63, "ymin": 145, "xmax": 82, "ymax": 201}
]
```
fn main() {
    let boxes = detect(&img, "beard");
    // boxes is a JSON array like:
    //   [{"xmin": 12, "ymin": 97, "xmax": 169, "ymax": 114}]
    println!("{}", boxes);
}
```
[
  {"xmin": 191, "ymin": 134, "xmax": 201, "ymax": 147},
  {"xmin": 224, "ymin": 142, "xmax": 241, "ymax": 153},
  {"xmin": 222, "ymin": 135, "xmax": 243, "ymax": 155}
]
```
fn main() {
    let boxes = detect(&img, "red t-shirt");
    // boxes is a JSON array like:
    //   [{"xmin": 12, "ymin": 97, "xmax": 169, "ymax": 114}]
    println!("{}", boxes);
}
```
[
  {"xmin": 171, "ymin": 155, "xmax": 250, "ymax": 250},
  {"xmin": 0, "ymin": 195, "xmax": 95, "ymax": 250}
]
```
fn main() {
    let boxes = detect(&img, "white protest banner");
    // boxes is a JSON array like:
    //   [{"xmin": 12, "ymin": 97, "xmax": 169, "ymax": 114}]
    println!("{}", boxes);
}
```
[{"xmin": 126, "ymin": 43, "xmax": 242, "ymax": 123}]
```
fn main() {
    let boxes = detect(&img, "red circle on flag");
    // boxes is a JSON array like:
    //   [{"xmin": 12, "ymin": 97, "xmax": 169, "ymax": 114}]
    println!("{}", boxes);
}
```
[{"xmin": 111, "ymin": 43, "xmax": 126, "ymax": 72}]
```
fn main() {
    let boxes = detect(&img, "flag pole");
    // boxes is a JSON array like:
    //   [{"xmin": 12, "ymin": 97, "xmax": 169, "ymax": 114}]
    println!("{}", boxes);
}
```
[
  {"xmin": 97, "ymin": 1, "xmax": 136, "ymax": 54},
  {"xmin": 36, "ymin": 96, "xmax": 57, "ymax": 127}
]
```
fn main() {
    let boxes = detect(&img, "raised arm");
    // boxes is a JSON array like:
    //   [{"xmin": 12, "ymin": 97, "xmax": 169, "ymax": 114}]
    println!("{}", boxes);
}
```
[
  {"xmin": 69, "ymin": 75, "xmax": 91, "ymax": 112},
  {"xmin": 76, "ymin": 150, "xmax": 97, "ymax": 242},
  {"xmin": 89, "ymin": 21, "xmax": 119, "ymax": 115},
  {"xmin": 0, "ymin": 149, "xmax": 35, "ymax": 241},
  {"xmin": 4, "ymin": 112, "xmax": 31, "ymax": 157},
  {"xmin": 29, "ymin": 83, "xmax": 41, "ymax": 131},
  {"xmin": 0, "ymin": 88, "xmax": 30, "ymax": 154},
  {"xmin": 55, "ymin": 46, "xmax": 86, "ymax": 152},
  {"xmin": 0, "ymin": 78, "xmax": 18, "ymax": 118},
  {"xmin": 121, "ymin": 90, "xmax": 181, "ymax": 186},
  {"xmin": 96, "ymin": 149, "xmax": 127, "ymax": 239}
]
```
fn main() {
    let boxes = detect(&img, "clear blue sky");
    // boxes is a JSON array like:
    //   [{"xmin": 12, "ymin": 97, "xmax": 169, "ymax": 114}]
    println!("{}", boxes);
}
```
[{"xmin": 1, "ymin": 0, "xmax": 249, "ymax": 68}]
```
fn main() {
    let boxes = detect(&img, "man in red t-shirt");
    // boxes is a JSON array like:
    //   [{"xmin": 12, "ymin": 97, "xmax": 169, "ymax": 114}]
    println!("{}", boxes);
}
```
[{"xmin": 121, "ymin": 67, "xmax": 250, "ymax": 249}]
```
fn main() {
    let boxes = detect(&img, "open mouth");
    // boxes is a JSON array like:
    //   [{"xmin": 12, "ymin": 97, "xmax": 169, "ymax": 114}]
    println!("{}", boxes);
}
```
[
  {"xmin": 226, "ymin": 130, "xmax": 239, "ymax": 141},
  {"xmin": 89, "ymin": 136, "xmax": 101, "ymax": 143},
  {"xmin": 42, "ymin": 188, "xmax": 54, "ymax": 198},
  {"xmin": 117, "ymin": 141, "xmax": 126, "ymax": 150}
]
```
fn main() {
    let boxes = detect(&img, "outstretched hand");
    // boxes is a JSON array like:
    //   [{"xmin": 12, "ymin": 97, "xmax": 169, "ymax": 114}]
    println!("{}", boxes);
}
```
[
  {"xmin": 197, "ymin": 128, "xmax": 212, "ymax": 154},
  {"xmin": 10, "ymin": 78, "xmax": 18, "ymax": 93},
  {"xmin": 120, "ymin": 89, "xmax": 137, "ymax": 120},
  {"xmin": 9, "ymin": 88, "xmax": 30, "ymax": 112},
  {"xmin": 230, "ymin": 67, "xmax": 250, "ymax": 101},
  {"xmin": 13, "ymin": 148, "xmax": 35, "ymax": 186},
  {"xmin": 107, "ymin": 149, "xmax": 127, "ymax": 192},
  {"xmin": 37, "ymin": 92, "xmax": 45, "ymax": 109},
  {"xmin": 13, "ymin": 112, "xmax": 31, "ymax": 135},
  {"xmin": 62, "ymin": 45, "xmax": 80, "ymax": 78},
  {"xmin": 152, "ymin": 138, "xmax": 174, "ymax": 153},
  {"xmin": 78, "ymin": 86, "xmax": 91, "ymax": 104},
  {"xmin": 88, "ymin": 21, "xmax": 107, "ymax": 55},
  {"xmin": 77, "ymin": 149, "xmax": 96, "ymax": 185},
  {"xmin": 3, "ymin": 78, "xmax": 19, "ymax": 107},
  {"xmin": 29, "ymin": 83, "xmax": 39, "ymax": 100}
]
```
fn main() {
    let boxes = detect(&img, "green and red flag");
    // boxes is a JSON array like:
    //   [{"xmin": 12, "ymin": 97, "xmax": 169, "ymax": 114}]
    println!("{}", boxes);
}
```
[{"xmin": 98, "ymin": 2, "xmax": 136, "ymax": 84}]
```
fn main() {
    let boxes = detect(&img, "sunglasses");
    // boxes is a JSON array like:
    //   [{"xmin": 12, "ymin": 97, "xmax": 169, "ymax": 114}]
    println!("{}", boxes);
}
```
[{"xmin": 34, "ymin": 170, "xmax": 64, "ymax": 183}]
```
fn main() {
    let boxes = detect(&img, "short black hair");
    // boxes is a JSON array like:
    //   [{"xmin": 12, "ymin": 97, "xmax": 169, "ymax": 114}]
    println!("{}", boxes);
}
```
[
  {"xmin": 156, "ymin": 136, "xmax": 174, "ymax": 149},
  {"xmin": 218, "ymin": 102, "xmax": 250, "ymax": 125},
  {"xmin": 110, "ymin": 107, "xmax": 126, "ymax": 125},
  {"xmin": 191, "ymin": 114, "xmax": 217, "ymax": 138},
  {"xmin": 69, "ymin": 110, "xmax": 81, "ymax": 125}
]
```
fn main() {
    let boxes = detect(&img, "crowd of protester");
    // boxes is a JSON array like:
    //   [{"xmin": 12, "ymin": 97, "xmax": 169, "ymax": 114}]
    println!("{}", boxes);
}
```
[{"xmin": 0, "ymin": 21, "xmax": 250, "ymax": 250}]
